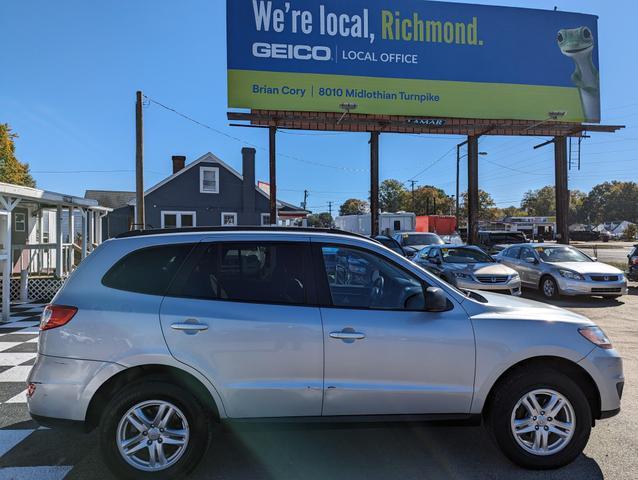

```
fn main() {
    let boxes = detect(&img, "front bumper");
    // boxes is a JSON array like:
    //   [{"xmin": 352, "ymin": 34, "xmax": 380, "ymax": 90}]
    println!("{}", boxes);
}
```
[
  {"xmin": 27, "ymin": 354, "xmax": 125, "ymax": 422},
  {"xmin": 578, "ymin": 347, "xmax": 624, "ymax": 417},
  {"xmin": 556, "ymin": 276, "xmax": 628, "ymax": 296},
  {"xmin": 455, "ymin": 277, "xmax": 522, "ymax": 296}
]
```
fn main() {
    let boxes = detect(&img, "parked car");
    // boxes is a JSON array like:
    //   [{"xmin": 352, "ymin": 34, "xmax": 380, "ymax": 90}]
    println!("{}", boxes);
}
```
[
  {"xmin": 440, "ymin": 233, "xmax": 464, "ymax": 245},
  {"xmin": 414, "ymin": 244, "xmax": 521, "ymax": 296},
  {"xmin": 392, "ymin": 231, "xmax": 444, "ymax": 258},
  {"xmin": 627, "ymin": 244, "xmax": 638, "ymax": 282},
  {"xmin": 373, "ymin": 235, "xmax": 407, "ymax": 256},
  {"xmin": 29, "ymin": 227, "xmax": 623, "ymax": 477},
  {"xmin": 569, "ymin": 230, "xmax": 599, "ymax": 242},
  {"xmin": 495, "ymin": 243, "xmax": 628, "ymax": 299},
  {"xmin": 459, "ymin": 230, "xmax": 528, "ymax": 253}
]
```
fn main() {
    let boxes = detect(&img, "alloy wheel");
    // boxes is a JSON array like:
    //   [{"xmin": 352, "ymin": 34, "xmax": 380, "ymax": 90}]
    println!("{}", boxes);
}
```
[
  {"xmin": 510, "ymin": 389, "xmax": 575, "ymax": 456},
  {"xmin": 116, "ymin": 400, "xmax": 190, "ymax": 472}
]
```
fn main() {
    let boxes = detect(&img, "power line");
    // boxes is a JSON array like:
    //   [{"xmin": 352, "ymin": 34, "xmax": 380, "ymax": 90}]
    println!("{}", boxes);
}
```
[{"xmin": 144, "ymin": 95, "xmax": 369, "ymax": 173}]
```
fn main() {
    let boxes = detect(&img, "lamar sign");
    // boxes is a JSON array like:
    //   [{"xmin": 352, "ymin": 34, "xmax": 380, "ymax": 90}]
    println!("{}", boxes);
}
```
[{"xmin": 227, "ymin": 0, "xmax": 601, "ymax": 123}]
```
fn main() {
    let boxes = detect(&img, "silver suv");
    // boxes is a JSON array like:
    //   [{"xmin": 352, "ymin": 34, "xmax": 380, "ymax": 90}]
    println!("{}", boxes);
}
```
[{"xmin": 27, "ymin": 228, "xmax": 623, "ymax": 478}]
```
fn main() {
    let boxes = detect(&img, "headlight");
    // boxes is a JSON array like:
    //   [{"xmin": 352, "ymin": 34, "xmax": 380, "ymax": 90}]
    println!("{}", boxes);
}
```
[
  {"xmin": 453, "ymin": 272, "xmax": 471, "ymax": 279},
  {"xmin": 511, "ymin": 273, "xmax": 520, "ymax": 280},
  {"xmin": 579, "ymin": 326, "xmax": 613, "ymax": 349},
  {"xmin": 559, "ymin": 269, "xmax": 584, "ymax": 281}
]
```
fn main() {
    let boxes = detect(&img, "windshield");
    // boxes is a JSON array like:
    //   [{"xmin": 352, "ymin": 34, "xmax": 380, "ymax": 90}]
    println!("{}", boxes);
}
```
[
  {"xmin": 402, "ymin": 234, "xmax": 444, "ymax": 246},
  {"xmin": 535, "ymin": 246, "xmax": 592, "ymax": 263},
  {"xmin": 441, "ymin": 247, "xmax": 494, "ymax": 264}
]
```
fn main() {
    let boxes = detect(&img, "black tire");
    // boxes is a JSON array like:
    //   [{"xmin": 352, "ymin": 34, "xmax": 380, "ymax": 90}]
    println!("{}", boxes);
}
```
[
  {"xmin": 486, "ymin": 368, "xmax": 592, "ymax": 470},
  {"xmin": 540, "ymin": 276, "xmax": 560, "ymax": 299},
  {"xmin": 99, "ymin": 380, "xmax": 211, "ymax": 480}
]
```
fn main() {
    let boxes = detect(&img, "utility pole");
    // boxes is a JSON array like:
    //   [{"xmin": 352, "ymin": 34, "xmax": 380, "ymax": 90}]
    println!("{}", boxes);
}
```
[
  {"xmin": 456, "ymin": 140, "xmax": 468, "ymax": 229},
  {"xmin": 328, "ymin": 201, "xmax": 333, "ymax": 227},
  {"xmin": 135, "ymin": 91, "xmax": 145, "ymax": 230},
  {"xmin": 409, "ymin": 180, "xmax": 417, "ymax": 212},
  {"xmin": 302, "ymin": 189, "xmax": 308, "ymax": 210}
]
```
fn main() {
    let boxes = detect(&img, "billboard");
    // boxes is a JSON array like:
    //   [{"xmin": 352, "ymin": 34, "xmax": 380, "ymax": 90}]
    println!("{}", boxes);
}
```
[{"xmin": 227, "ymin": 0, "xmax": 600, "ymax": 123}]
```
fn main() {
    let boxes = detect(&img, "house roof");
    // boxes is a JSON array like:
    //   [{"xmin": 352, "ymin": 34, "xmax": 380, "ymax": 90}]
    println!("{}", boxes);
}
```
[
  {"xmin": 85, "ymin": 190, "xmax": 135, "ymax": 209},
  {"xmin": 1, "ymin": 182, "xmax": 109, "ymax": 211},
  {"xmin": 126, "ymin": 152, "xmax": 310, "ymax": 214}
]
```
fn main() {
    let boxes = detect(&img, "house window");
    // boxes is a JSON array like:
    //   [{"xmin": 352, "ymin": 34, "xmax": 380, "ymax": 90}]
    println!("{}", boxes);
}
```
[
  {"xmin": 260, "ymin": 213, "xmax": 271, "ymax": 226},
  {"xmin": 161, "ymin": 211, "xmax": 196, "ymax": 229},
  {"xmin": 14, "ymin": 213, "xmax": 26, "ymax": 232},
  {"xmin": 200, "ymin": 166, "xmax": 219, "ymax": 194},
  {"xmin": 221, "ymin": 212, "xmax": 237, "ymax": 226}
]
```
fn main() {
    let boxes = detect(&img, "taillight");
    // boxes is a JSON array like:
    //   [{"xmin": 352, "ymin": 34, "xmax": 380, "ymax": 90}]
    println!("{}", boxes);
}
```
[
  {"xmin": 40, "ymin": 305, "xmax": 78, "ymax": 331},
  {"xmin": 632, "ymin": 256, "xmax": 638, "ymax": 266}
]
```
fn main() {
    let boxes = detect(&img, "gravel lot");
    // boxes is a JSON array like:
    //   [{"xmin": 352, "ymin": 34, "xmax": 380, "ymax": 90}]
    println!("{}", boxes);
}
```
[{"xmin": 0, "ymin": 285, "xmax": 636, "ymax": 479}]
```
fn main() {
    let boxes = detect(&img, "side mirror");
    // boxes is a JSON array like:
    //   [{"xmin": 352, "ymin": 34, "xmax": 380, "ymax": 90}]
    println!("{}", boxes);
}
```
[
  {"xmin": 432, "ymin": 257, "xmax": 442, "ymax": 265},
  {"xmin": 524, "ymin": 256, "xmax": 538, "ymax": 264},
  {"xmin": 591, "ymin": 256, "xmax": 598, "ymax": 262},
  {"xmin": 425, "ymin": 287, "xmax": 448, "ymax": 312}
]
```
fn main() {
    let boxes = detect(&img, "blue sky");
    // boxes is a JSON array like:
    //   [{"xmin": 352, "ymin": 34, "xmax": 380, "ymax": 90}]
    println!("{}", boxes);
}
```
[{"xmin": 2, "ymin": 0, "xmax": 637, "ymax": 213}]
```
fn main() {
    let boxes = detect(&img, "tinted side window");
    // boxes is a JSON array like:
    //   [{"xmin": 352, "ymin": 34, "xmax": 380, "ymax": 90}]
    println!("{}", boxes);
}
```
[
  {"xmin": 521, "ymin": 247, "xmax": 536, "ymax": 260},
  {"xmin": 506, "ymin": 246, "xmax": 521, "ymax": 259},
  {"xmin": 320, "ymin": 246, "xmax": 424, "ymax": 310},
  {"xmin": 102, "ymin": 244, "xmax": 193, "ymax": 295},
  {"xmin": 175, "ymin": 243, "xmax": 308, "ymax": 305}
]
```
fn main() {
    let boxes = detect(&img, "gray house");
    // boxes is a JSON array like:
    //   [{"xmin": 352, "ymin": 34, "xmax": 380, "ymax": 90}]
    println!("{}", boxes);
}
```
[{"xmin": 87, "ymin": 148, "xmax": 309, "ymax": 239}]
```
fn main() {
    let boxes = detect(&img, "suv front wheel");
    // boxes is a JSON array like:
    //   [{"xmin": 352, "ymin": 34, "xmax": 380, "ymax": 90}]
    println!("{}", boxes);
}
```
[
  {"xmin": 487, "ymin": 368, "xmax": 592, "ymax": 469},
  {"xmin": 99, "ymin": 380, "xmax": 211, "ymax": 479}
]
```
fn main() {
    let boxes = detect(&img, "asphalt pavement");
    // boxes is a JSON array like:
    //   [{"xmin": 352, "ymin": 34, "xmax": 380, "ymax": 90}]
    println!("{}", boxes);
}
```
[{"xmin": 0, "ymin": 287, "xmax": 636, "ymax": 480}]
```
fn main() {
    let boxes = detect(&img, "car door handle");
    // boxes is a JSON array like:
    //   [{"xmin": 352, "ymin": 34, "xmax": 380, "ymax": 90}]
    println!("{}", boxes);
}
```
[
  {"xmin": 171, "ymin": 322, "xmax": 209, "ymax": 332},
  {"xmin": 330, "ymin": 331, "xmax": 365, "ymax": 340}
]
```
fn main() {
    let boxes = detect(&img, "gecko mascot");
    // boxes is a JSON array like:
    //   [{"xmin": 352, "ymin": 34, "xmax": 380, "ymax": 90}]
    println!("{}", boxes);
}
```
[{"xmin": 557, "ymin": 26, "xmax": 600, "ymax": 122}]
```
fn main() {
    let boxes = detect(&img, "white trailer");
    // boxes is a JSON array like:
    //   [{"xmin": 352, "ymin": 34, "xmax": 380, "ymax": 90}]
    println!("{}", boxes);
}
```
[{"xmin": 335, "ymin": 213, "xmax": 416, "ymax": 236}]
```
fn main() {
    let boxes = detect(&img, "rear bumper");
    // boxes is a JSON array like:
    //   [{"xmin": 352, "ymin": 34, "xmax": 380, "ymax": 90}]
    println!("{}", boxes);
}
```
[
  {"xmin": 30, "ymin": 413, "xmax": 86, "ymax": 432},
  {"xmin": 27, "ymin": 354, "xmax": 125, "ymax": 422}
]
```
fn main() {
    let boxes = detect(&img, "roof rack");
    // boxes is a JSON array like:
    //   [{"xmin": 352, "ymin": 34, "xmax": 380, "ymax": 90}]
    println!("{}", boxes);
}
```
[{"xmin": 115, "ymin": 226, "xmax": 371, "ymax": 240}]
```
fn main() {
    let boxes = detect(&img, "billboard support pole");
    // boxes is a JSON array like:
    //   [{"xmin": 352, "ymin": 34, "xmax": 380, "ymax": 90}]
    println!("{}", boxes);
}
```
[
  {"xmin": 554, "ymin": 136, "xmax": 570, "ymax": 245},
  {"xmin": 370, "ymin": 132, "xmax": 380, "ymax": 237},
  {"xmin": 269, "ymin": 126, "xmax": 277, "ymax": 225},
  {"xmin": 467, "ymin": 135, "xmax": 479, "ymax": 245}
]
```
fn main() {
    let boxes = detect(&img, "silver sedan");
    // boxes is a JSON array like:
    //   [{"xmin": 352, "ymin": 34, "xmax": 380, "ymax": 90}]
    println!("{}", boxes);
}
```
[
  {"xmin": 495, "ymin": 243, "xmax": 628, "ymax": 299},
  {"xmin": 414, "ymin": 244, "xmax": 522, "ymax": 296}
]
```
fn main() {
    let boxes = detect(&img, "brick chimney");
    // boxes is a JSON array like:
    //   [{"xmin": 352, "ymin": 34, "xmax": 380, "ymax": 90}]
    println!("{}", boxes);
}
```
[
  {"xmin": 171, "ymin": 155, "xmax": 186, "ymax": 174},
  {"xmin": 242, "ymin": 148, "xmax": 256, "ymax": 213}
]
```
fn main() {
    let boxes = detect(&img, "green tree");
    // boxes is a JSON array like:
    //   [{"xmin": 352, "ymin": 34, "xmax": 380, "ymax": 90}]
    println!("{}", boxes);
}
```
[
  {"xmin": 521, "ymin": 186, "xmax": 586, "ymax": 223},
  {"xmin": 581, "ymin": 181, "xmax": 638, "ymax": 224},
  {"xmin": 379, "ymin": 179, "xmax": 407, "ymax": 212},
  {"xmin": 624, "ymin": 223, "xmax": 637, "ymax": 241},
  {"xmin": 502, "ymin": 206, "xmax": 528, "ymax": 218},
  {"xmin": 521, "ymin": 186, "xmax": 555, "ymax": 216},
  {"xmin": 0, "ymin": 124, "xmax": 35, "ymax": 187},
  {"xmin": 339, "ymin": 198, "xmax": 369, "ymax": 216},
  {"xmin": 410, "ymin": 185, "xmax": 454, "ymax": 216},
  {"xmin": 458, "ymin": 190, "xmax": 496, "ymax": 221},
  {"xmin": 307, "ymin": 212, "xmax": 333, "ymax": 228}
]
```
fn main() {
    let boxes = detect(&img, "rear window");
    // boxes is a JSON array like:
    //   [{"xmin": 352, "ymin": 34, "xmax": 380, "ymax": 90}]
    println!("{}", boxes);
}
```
[
  {"xmin": 171, "ymin": 242, "xmax": 310, "ymax": 305},
  {"xmin": 102, "ymin": 244, "xmax": 194, "ymax": 295}
]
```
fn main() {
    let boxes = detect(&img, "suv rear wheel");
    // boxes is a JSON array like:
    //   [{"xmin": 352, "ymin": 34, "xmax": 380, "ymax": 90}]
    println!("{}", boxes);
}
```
[
  {"xmin": 486, "ymin": 368, "xmax": 592, "ymax": 469},
  {"xmin": 99, "ymin": 380, "xmax": 211, "ymax": 479}
]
